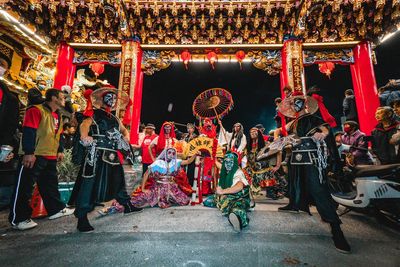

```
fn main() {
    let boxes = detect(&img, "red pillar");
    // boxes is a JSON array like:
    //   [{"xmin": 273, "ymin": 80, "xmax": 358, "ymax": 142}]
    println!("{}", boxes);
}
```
[
  {"xmin": 131, "ymin": 70, "xmax": 144, "ymax": 144},
  {"xmin": 350, "ymin": 42, "xmax": 380, "ymax": 135},
  {"xmin": 53, "ymin": 42, "xmax": 76, "ymax": 90},
  {"xmin": 279, "ymin": 40, "xmax": 306, "ymax": 96},
  {"xmin": 118, "ymin": 40, "xmax": 143, "ymax": 144}
]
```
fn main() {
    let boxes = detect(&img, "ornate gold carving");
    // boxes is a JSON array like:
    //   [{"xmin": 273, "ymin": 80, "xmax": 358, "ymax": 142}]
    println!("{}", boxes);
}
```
[
  {"xmin": 142, "ymin": 51, "xmax": 175, "ymax": 76},
  {"xmin": 248, "ymin": 50, "xmax": 281, "ymax": 76}
]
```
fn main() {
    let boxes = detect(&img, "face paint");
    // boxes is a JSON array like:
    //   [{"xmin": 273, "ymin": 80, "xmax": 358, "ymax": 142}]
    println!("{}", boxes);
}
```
[
  {"xmin": 103, "ymin": 92, "xmax": 117, "ymax": 108},
  {"xmin": 164, "ymin": 124, "xmax": 171, "ymax": 134},
  {"xmin": 166, "ymin": 148, "xmax": 176, "ymax": 162},
  {"xmin": 293, "ymin": 98, "xmax": 305, "ymax": 112},
  {"xmin": 250, "ymin": 129, "xmax": 258, "ymax": 139},
  {"xmin": 224, "ymin": 156, "xmax": 235, "ymax": 172}
]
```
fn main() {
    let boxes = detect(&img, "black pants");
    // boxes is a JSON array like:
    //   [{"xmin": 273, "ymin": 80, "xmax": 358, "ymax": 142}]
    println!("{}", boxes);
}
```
[
  {"xmin": 74, "ymin": 164, "xmax": 130, "ymax": 218},
  {"xmin": 8, "ymin": 157, "xmax": 65, "ymax": 225},
  {"xmin": 185, "ymin": 162, "xmax": 196, "ymax": 187},
  {"xmin": 290, "ymin": 164, "xmax": 341, "ymax": 224}
]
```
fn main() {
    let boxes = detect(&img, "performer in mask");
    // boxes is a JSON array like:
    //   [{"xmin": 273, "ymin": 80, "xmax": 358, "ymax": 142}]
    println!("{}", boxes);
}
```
[
  {"xmin": 204, "ymin": 152, "xmax": 252, "ymax": 232},
  {"xmin": 149, "ymin": 121, "xmax": 177, "ymax": 160},
  {"xmin": 74, "ymin": 86, "xmax": 142, "ymax": 232},
  {"xmin": 277, "ymin": 91, "xmax": 351, "ymax": 253},
  {"xmin": 131, "ymin": 147, "xmax": 198, "ymax": 209},
  {"xmin": 218, "ymin": 121, "xmax": 247, "ymax": 153}
]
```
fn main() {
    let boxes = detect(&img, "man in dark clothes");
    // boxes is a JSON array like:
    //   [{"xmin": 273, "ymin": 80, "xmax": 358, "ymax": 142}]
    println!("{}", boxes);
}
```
[
  {"xmin": 342, "ymin": 89, "xmax": 358, "ymax": 123},
  {"xmin": 61, "ymin": 122, "xmax": 76, "ymax": 150},
  {"xmin": 0, "ymin": 45, "xmax": 19, "ymax": 210},
  {"xmin": 277, "ymin": 91, "xmax": 351, "ymax": 253},
  {"xmin": 371, "ymin": 106, "xmax": 400, "ymax": 164}
]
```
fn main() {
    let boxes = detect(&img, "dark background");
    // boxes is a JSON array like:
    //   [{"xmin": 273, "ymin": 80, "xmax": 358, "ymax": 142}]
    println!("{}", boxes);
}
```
[{"xmin": 81, "ymin": 35, "xmax": 400, "ymax": 134}]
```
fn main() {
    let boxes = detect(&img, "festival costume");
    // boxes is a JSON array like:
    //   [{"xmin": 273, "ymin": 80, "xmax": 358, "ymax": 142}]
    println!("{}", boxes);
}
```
[
  {"xmin": 73, "ymin": 87, "xmax": 140, "ymax": 231},
  {"xmin": 197, "ymin": 118, "xmax": 219, "ymax": 195},
  {"xmin": 278, "ymin": 91, "xmax": 350, "ymax": 252},
  {"xmin": 131, "ymin": 148, "xmax": 190, "ymax": 209},
  {"xmin": 218, "ymin": 123, "xmax": 247, "ymax": 153},
  {"xmin": 244, "ymin": 129, "xmax": 287, "ymax": 199},
  {"xmin": 204, "ymin": 153, "xmax": 252, "ymax": 230}
]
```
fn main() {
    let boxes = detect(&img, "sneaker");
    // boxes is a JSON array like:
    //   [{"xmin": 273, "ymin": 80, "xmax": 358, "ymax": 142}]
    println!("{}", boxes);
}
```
[
  {"xmin": 278, "ymin": 204, "xmax": 299, "ymax": 213},
  {"xmin": 123, "ymin": 202, "xmax": 143, "ymax": 215},
  {"xmin": 48, "ymin": 208, "xmax": 75, "ymax": 220},
  {"xmin": 12, "ymin": 219, "xmax": 38, "ymax": 231},
  {"xmin": 228, "ymin": 213, "xmax": 242, "ymax": 233}
]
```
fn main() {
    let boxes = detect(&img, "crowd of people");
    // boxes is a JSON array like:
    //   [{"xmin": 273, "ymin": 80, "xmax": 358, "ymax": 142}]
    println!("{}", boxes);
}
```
[{"xmin": 2, "ymin": 47, "xmax": 400, "ymax": 254}]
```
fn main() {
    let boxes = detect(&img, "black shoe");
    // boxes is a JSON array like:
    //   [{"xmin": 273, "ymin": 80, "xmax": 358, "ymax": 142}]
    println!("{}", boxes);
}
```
[
  {"xmin": 123, "ymin": 202, "xmax": 144, "ymax": 215},
  {"xmin": 278, "ymin": 204, "xmax": 299, "ymax": 213},
  {"xmin": 331, "ymin": 224, "xmax": 351, "ymax": 254},
  {"xmin": 77, "ymin": 216, "xmax": 94, "ymax": 233}
]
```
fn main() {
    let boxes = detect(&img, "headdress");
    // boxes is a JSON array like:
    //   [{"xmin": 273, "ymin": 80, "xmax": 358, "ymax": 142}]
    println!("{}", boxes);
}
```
[
  {"xmin": 156, "ymin": 121, "xmax": 176, "ymax": 154},
  {"xmin": 218, "ymin": 152, "xmax": 240, "ymax": 189},
  {"xmin": 278, "ymin": 91, "xmax": 318, "ymax": 118}
]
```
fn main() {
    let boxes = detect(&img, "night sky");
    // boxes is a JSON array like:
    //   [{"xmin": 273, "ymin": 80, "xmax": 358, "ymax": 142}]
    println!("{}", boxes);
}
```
[{"xmin": 86, "ymin": 34, "xmax": 400, "ymax": 134}]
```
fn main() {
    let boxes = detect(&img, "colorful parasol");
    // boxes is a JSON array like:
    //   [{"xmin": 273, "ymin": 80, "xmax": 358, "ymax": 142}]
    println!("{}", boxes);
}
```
[{"xmin": 192, "ymin": 88, "xmax": 234, "ymax": 120}]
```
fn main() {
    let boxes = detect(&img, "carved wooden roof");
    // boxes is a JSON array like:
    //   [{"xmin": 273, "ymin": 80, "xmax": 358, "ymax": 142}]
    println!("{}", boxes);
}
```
[{"xmin": 4, "ymin": 0, "xmax": 400, "ymax": 46}]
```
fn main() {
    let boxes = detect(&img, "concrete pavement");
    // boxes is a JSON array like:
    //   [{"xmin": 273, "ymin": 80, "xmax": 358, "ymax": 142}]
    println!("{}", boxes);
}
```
[{"xmin": 0, "ymin": 199, "xmax": 399, "ymax": 267}]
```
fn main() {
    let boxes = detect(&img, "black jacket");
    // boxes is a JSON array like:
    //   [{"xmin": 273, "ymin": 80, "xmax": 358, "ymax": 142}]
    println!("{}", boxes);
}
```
[
  {"xmin": 371, "ymin": 122, "xmax": 400, "ymax": 164},
  {"xmin": 0, "ymin": 82, "xmax": 19, "ymax": 146},
  {"xmin": 342, "ymin": 95, "xmax": 358, "ymax": 122}
]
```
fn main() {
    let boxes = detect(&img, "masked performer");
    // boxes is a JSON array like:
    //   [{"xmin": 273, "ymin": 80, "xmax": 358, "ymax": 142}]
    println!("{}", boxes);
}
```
[
  {"xmin": 245, "ymin": 127, "xmax": 285, "ymax": 199},
  {"xmin": 203, "ymin": 152, "xmax": 252, "ymax": 232},
  {"xmin": 218, "ymin": 122, "xmax": 247, "ymax": 153},
  {"xmin": 74, "ymin": 87, "xmax": 142, "ymax": 232},
  {"xmin": 131, "ymin": 147, "xmax": 197, "ymax": 209},
  {"xmin": 196, "ymin": 118, "xmax": 219, "ymax": 194},
  {"xmin": 277, "ymin": 91, "xmax": 351, "ymax": 253},
  {"xmin": 149, "ymin": 121, "xmax": 177, "ymax": 160}
]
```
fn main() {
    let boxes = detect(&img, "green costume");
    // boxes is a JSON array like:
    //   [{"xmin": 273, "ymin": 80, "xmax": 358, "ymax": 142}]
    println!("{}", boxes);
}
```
[{"xmin": 203, "ymin": 153, "xmax": 253, "ymax": 229}]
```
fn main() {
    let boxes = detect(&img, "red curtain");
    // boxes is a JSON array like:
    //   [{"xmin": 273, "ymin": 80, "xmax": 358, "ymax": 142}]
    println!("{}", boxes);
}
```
[{"xmin": 350, "ymin": 42, "xmax": 380, "ymax": 135}]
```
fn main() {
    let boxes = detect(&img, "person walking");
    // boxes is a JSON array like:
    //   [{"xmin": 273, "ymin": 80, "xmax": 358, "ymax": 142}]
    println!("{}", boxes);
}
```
[{"xmin": 9, "ymin": 88, "xmax": 74, "ymax": 230}]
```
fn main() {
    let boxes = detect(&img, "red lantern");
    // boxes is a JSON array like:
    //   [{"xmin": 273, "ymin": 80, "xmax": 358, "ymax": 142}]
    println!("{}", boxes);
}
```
[
  {"xmin": 318, "ymin": 62, "xmax": 335, "ymax": 79},
  {"xmin": 206, "ymin": 51, "xmax": 217, "ymax": 69},
  {"xmin": 90, "ymin": 62, "xmax": 105, "ymax": 77},
  {"xmin": 181, "ymin": 50, "xmax": 191, "ymax": 70},
  {"xmin": 235, "ymin": 50, "xmax": 246, "ymax": 69}
]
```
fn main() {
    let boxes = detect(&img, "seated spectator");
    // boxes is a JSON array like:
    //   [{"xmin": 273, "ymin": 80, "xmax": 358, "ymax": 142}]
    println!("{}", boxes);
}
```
[
  {"xmin": 371, "ymin": 107, "xmax": 400, "ymax": 164},
  {"xmin": 391, "ymin": 99, "xmax": 400, "ymax": 121},
  {"xmin": 341, "ymin": 121, "xmax": 373, "ymax": 166},
  {"xmin": 379, "ymin": 79, "xmax": 400, "ymax": 107}
]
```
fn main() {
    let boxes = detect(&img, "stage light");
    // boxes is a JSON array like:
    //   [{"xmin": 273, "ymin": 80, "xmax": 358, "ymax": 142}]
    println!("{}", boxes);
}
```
[{"xmin": 379, "ymin": 28, "xmax": 400, "ymax": 44}]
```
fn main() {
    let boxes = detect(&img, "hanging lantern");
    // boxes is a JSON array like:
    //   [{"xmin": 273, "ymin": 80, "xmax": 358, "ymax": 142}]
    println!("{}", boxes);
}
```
[
  {"xmin": 318, "ymin": 62, "xmax": 335, "ymax": 79},
  {"xmin": 181, "ymin": 50, "xmax": 191, "ymax": 70},
  {"xmin": 90, "ymin": 62, "xmax": 105, "ymax": 77},
  {"xmin": 207, "ymin": 51, "xmax": 217, "ymax": 69},
  {"xmin": 235, "ymin": 50, "xmax": 246, "ymax": 69}
]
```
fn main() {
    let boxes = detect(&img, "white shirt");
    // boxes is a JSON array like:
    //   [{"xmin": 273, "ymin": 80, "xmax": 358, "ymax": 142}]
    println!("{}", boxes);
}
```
[
  {"xmin": 232, "ymin": 169, "xmax": 249, "ymax": 187},
  {"xmin": 218, "ymin": 125, "xmax": 247, "ymax": 153}
]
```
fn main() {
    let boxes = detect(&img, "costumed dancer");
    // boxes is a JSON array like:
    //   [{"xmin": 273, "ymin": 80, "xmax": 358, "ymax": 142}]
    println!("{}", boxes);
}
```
[
  {"xmin": 131, "ymin": 147, "xmax": 198, "ymax": 209},
  {"xmin": 245, "ymin": 127, "xmax": 285, "ymax": 199},
  {"xmin": 203, "ymin": 152, "xmax": 252, "ymax": 232},
  {"xmin": 218, "ymin": 121, "xmax": 247, "ymax": 154},
  {"xmin": 149, "ymin": 121, "xmax": 177, "ymax": 158},
  {"xmin": 197, "ymin": 118, "xmax": 219, "ymax": 195},
  {"xmin": 277, "ymin": 91, "xmax": 351, "ymax": 253},
  {"xmin": 181, "ymin": 123, "xmax": 198, "ymax": 186},
  {"xmin": 74, "ymin": 86, "xmax": 142, "ymax": 233}
]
